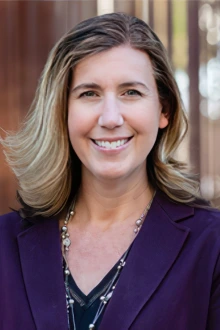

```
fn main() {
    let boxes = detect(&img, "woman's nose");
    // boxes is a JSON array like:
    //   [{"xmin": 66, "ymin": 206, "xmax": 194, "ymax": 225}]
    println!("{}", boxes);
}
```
[{"xmin": 98, "ymin": 96, "xmax": 124, "ymax": 129}]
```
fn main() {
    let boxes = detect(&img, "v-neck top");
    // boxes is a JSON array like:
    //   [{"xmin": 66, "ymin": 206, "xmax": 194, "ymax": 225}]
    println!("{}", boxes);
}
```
[{"xmin": 67, "ymin": 257, "xmax": 122, "ymax": 330}]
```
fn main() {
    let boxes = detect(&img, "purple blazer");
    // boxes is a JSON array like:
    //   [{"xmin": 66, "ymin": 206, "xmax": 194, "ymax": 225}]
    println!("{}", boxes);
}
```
[{"xmin": 1, "ymin": 190, "xmax": 220, "ymax": 330}]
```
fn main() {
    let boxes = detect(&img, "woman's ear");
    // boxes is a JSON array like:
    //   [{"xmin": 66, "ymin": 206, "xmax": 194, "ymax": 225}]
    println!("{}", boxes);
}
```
[{"xmin": 159, "ymin": 105, "xmax": 169, "ymax": 129}]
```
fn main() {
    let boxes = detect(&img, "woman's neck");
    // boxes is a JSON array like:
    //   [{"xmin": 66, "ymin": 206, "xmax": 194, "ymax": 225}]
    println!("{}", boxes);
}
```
[{"xmin": 73, "ymin": 167, "xmax": 154, "ymax": 229}]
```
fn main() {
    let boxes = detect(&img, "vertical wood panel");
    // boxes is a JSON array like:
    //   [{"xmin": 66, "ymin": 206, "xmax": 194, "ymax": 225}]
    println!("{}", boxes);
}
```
[
  {"xmin": 188, "ymin": 0, "xmax": 200, "ymax": 175},
  {"xmin": 115, "ymin": 0, "xmax": 135, "ymax": 15}
]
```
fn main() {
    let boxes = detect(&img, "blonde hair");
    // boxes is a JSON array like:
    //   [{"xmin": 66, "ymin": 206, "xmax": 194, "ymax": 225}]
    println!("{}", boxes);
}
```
[{"xmin": 1, "ymin": 12, "xmax": 205, "ymax": 218}]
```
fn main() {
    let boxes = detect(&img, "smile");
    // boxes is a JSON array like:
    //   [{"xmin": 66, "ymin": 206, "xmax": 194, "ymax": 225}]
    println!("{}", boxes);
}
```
[{"xmin": 92, "ymin": 138, "xmax": 132, "ymax": 149}]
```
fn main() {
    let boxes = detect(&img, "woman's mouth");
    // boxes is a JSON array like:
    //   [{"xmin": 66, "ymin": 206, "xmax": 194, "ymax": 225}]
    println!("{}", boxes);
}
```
[{"xmin": 92, "ymin": 137, "xmax": 132, "ymax": 150}]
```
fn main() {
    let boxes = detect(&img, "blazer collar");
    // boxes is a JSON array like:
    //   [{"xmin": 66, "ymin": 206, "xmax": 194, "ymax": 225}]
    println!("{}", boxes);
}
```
[
  {"xmin": 99, "ymin": 190, "xmax": 193, "ymax": 330},
  {"xmin": 153, "ymin": 189, "xmax": 194, "ymax": 222},
  {"xmin": 17, "ymin": 190, "xmax": 194, "ymax": 330}
]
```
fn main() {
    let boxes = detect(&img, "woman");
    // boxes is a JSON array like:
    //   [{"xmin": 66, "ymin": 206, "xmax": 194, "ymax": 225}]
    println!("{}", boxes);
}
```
[{"xmin": 0, "ymin": 12, "xmax": 220, "ymax": 330}]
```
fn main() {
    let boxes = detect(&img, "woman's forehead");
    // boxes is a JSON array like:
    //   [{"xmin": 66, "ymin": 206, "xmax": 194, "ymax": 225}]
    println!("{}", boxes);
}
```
[{"xmin": 71, "ymin": 46, "xmax": 156, "ymax": 89}]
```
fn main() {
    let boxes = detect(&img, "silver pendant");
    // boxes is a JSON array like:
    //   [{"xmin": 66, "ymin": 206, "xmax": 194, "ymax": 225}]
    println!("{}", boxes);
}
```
[{"xmin": 63, "ymin": 237, "xmax": 71, "ymax": 247}]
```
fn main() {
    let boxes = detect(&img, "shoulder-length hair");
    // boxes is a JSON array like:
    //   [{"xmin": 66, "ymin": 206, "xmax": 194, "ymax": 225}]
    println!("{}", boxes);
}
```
[{"xmin": 1, "ymin": 12, "xmax": 204, "ymax": 217}]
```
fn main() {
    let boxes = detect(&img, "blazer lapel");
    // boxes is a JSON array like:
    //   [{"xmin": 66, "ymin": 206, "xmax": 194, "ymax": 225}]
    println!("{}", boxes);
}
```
[
  {"xmin": 100, "ymin": 191, "xmax": 193, "ymax": 330},
  {"xmin": 17, "ymin": 217, "xmax": 68, "ymax": 330}
]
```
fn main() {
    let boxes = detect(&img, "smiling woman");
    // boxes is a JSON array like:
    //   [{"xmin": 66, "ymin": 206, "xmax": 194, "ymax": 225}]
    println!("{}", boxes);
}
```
[{"xmin": 0, "ymin": 12, "xmax": 220, "ymax": 330}]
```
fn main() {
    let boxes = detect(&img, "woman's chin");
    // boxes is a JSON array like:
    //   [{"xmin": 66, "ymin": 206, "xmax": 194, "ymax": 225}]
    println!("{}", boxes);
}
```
[{"xmin": 93, "ymin": 168, "xmax": 130, "ymax": 182}]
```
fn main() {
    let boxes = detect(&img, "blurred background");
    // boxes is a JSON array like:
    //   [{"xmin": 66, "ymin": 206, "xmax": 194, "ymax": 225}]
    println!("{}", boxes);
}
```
[{"xmin": 0, "ymin": 0, "xmax": 220, "ymax": 215}]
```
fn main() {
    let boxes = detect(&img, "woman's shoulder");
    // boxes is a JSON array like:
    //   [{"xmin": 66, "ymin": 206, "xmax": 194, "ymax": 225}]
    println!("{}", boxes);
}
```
[
  {"xmin": 191, "ymin": 206, "xmax": 220, "ymax": 238},
  {"xmin": 0, "ymin": 211, "xmax": 24, "ymax": 237},
  {"xmin": 192, "ymin": 206, "xmax": 220, "ymax": 226},
  {"xmin": 0, "ymin": 210, "xmax": 22, "ymax": 223},
  {"xmin": 172, "ymin": 205, "xmax": 220, "ymax": 256},
  {"xmin": 157, "ymin": 190, "xmax": 220, "ymax": 242},
  {"xmin": 156, "ymin": 189, "xmax": 220, "ymax": 221}
]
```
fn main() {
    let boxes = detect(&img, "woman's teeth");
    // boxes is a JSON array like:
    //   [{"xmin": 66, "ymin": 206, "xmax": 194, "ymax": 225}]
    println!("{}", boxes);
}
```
[{"xmin": 94, "ymin": 139, "xmax": 129, "ymax": 149}]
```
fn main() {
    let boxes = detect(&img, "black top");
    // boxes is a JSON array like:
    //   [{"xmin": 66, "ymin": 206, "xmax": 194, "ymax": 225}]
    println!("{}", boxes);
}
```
[{"xmin": 68, "ymin": 258, "xmax": 121, "ymax": 330}]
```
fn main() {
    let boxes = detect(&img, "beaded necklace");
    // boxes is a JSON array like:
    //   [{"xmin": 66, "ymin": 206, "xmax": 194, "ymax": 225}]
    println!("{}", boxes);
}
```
[{"xmin": 61, "ymin": 193, "xmax": 155, "ymax": 330}]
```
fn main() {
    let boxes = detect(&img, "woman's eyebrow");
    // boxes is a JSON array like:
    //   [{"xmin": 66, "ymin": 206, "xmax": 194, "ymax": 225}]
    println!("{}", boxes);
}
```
[
  {"xmin": 71, "ymin": 83, "xmax": 100, "ymax": 93},
  {"xmin": 71, "ymin": 81, "xmax": 150, "ymax": 93},
  {"xmin": 119, "ymin": 81, "xmax": 150, "ymax": 92}
]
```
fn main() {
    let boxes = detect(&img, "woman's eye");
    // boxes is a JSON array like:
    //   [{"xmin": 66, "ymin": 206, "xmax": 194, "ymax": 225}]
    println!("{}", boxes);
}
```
[
  {"xmin": 125, "ymin": 90, "xmax": 142, "ymax": 96},
  {"xmin": 80, "ymin": 91, "xmax": 97, "ymax": 97}
]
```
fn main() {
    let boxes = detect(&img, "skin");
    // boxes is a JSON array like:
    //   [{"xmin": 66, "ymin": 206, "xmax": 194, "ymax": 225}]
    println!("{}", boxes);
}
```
[{"xmin": 64, "ymin": 45, "xmax": 168, "ymax": 295}]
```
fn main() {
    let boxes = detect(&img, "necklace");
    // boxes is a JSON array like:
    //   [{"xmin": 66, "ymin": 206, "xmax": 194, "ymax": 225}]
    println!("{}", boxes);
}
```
[{"xmin": 61, "ymin": 192, "xmax": 155, "ymax": 330}]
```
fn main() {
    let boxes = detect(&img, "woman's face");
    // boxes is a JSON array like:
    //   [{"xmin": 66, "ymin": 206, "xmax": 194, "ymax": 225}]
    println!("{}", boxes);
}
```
[{"xmin": 68, "ymin": 45, "xmax": 168, "ymax": 181}]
